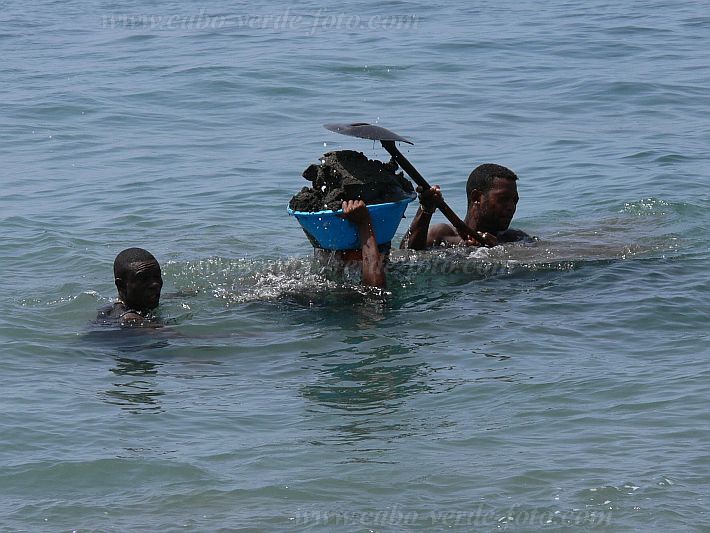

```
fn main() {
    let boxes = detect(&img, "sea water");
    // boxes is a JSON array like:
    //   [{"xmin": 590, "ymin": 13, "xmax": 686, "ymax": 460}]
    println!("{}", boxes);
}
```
[{"xmin": 2, "ymin": 0, "xmax": 709, "ymax": 530}]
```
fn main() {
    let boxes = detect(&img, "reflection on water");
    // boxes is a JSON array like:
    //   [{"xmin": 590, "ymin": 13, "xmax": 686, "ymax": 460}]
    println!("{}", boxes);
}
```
[
  {"xmin": 82, "ymin": 327, "xmax": 172, "ymax": 352},
  {"xmin": 301, "ymin": 351, "xmax": 431, "ymax": 413},
  {"xmin": 299, "ymin": 339, "xmax": 442, "ymax": 461},
  {"xmin": 296, "ymin": 317, "xmax": 528, "ymax": 461},
  {"xmin": 278, "ymin": 287, "xmax": 389, "ymax": 323},
  {"xmin": 102, "ymin": 357, "xmax": 164, "ymax": 414},
  {"xmin": 111, "ymin": 357, "xmax": 160, "ymax": 377}
]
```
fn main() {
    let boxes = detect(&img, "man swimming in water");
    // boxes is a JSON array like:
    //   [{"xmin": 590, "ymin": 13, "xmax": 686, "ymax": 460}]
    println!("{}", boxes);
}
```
[
  {"xmin": 96, "ymin": 247, "xmax": 164, "ymax": 326},
  {"xmin": 400, "ymin": 163, "xmax": 530, "ymax": 250}
]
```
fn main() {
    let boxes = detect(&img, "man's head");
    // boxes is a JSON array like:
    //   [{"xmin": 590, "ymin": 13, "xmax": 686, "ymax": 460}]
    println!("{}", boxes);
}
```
[
  {"xmin": 113, "ymin": 248, "xmax": 163, "ymax": 312},
  {"xmin": 466, "ymin": 164, "xmax": 519, "ymax": 233}
]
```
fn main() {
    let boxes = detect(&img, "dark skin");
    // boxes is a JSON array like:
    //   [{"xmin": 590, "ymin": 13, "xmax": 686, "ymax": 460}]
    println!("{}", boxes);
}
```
[
  {"xmin": 339, "ymin": 200, "xmax": 387, "ymax": 289},
  {"xmin": 401, "ymin": 177, "xmax": 529, "ymax": 250},
  {"xmin": 115, "ymin": 260, "xmax": 163, "ymax": 324}
]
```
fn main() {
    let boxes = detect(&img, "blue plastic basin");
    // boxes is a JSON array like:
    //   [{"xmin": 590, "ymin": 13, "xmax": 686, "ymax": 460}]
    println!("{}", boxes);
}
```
[{"xmin": 288, "ymin": 193, "xmax": 417, "ymax": 250}]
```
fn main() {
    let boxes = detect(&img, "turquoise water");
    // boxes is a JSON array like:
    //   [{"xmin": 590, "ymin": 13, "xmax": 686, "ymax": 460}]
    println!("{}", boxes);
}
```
[{"xmin": 2, "ymin": 0, "xmax": 709, "ymax": 530}]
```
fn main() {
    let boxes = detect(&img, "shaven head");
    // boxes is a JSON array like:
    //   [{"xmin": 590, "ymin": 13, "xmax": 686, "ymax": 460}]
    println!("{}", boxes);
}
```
[
  {"xmin": 466, "ymin": 164, "xmax": 518, "ymax": 207},
  {"xmin": 114, "ymin": 248, "xmax": 158, "ymax": 280},
  {"xmin": 113, "ymin": 247, "xmax": 163, "ymax": 311}
]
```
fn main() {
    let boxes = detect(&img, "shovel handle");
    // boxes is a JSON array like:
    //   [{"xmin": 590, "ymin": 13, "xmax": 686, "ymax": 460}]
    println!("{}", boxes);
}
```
[{"xmin": 380, "ymin": 141, "xmax": 494, "ymax": 246}]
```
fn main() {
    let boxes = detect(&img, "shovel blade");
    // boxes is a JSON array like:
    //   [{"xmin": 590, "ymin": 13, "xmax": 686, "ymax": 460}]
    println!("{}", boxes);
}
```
[{"xmin": 324, "ymin": 122, "xmax": 414, "ymax": 145}]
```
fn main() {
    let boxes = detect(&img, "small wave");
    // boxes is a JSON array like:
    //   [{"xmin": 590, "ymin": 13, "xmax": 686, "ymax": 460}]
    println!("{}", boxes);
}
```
[
  {"xmin": 166, "ymin": 256, "xmax": 382, "ymax": 304},
  {"xmin": 163, "ymin": 236, "xmax": 671, "ymax": 306},
  {"xmin": 654, "ymin": 153, "xmax": 695, "ymax": 164},
  {"xmin": 621, "ymin": 197, "xmax": 671, "ymax": 216},
  {"xmin": 334, "ymin": 64, "xmax": 411, "ymax": 76}
]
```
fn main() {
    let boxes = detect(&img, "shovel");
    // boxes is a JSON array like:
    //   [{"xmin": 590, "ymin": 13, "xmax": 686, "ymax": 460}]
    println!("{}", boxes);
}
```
[{"xmin": 323, "ymin": 122, "xmax": 495, "ymax": 246}]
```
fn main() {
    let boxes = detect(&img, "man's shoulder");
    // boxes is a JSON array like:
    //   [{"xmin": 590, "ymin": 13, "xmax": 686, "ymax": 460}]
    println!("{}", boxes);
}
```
[
  {"xmin": 427, "ymin": 223, "xmax": 459, "ymax": 247},
  {"xmin": 497, "ymin": 228, "xmax": 534, "ymax": 243},
  {"xmin": 96, "ymin": 302, "xmax": 127, "ymax": 321},
  {"xmin": 95, "ymin": 302, "xmax": 159, "ymax": 327},
  {"xmin": 429, "ymin": 223, "xmax": 457, "ymax": 238}
]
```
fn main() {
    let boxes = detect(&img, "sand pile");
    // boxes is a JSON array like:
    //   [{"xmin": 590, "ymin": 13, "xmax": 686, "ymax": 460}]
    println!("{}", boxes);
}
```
[{"xmin": 289, "ymin": 150, "xmax": 414, "ymax": 212}]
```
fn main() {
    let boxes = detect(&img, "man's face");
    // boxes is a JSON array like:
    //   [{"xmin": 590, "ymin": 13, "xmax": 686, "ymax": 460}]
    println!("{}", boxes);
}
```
[
  {"xmin": 479, "ymin": 177, "xmax": 519, "ymax": 232},
  {"xmin": 123, "ymin": 260, "xmax": 163, "ymax": 311}
]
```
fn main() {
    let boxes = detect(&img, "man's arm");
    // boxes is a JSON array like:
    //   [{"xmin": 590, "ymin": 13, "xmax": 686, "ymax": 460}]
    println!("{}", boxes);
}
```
[
  {"xmin": 400, "ymin": 207, "xmax": 435, "ymax": 250},
  {"xmin": 341, "ymin": 200, "xmax": 386, "ymax": 289},
  {"xmin": 400, "ymin": 186, "xmax": 442, "ymax": 250}
]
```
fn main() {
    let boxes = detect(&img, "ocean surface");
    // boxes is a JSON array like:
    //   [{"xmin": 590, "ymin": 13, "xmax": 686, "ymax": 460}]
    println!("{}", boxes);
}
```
[{"xmin": 2, "ymin": 0, "xmax": 709, "ymax": 530}]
